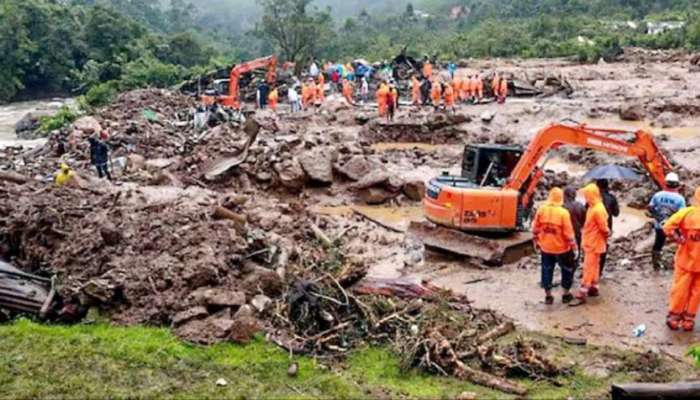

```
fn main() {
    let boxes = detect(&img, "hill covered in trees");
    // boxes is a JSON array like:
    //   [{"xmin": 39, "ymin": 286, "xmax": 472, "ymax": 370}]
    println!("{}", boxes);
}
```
[{"xmin": 1, "ymin": 0, "xmax": 700, "ymax": 103}]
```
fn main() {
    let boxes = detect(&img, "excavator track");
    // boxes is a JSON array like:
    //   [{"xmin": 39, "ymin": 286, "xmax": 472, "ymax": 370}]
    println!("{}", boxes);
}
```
[{"xmin": 408, "ymin": 221, "xmax": 534, "ymax": 266}]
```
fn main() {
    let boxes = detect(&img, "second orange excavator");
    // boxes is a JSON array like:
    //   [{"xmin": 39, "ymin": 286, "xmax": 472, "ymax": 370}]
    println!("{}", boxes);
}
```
[
  {"xmin": 201, "ymin": 55, "xmax": 277, "ymax": 109},
  {"xmin": 410, "ymin": 122, "xmax": 674, "ymax": 265}
]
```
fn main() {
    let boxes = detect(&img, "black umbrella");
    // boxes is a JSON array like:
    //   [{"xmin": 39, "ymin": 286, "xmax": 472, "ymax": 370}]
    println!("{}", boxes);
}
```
[{"xmin": 583, "ymin": 164, "xmax": 642, "ymax": 181}]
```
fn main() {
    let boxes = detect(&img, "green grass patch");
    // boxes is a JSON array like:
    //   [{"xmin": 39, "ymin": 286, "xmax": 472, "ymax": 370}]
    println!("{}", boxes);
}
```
[{"xmin": 0, "ymin": 319, "xmax": 694, "ymax": 399}]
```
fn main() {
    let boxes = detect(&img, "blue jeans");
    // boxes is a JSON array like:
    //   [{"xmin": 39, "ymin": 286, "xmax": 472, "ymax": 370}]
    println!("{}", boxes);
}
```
[{"xmin": 541, "ymin": 251, "xmax": 576, "ymax": 291}]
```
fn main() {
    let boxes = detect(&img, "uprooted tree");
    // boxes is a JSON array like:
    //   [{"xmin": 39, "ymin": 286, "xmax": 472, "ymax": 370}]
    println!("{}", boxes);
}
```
[{"xmin": 255, "ymin": 0, "xmax": 333, "ymax": 74}]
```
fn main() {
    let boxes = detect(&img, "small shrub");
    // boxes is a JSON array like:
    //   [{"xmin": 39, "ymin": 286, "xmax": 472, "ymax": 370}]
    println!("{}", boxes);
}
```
[
  {"xmin": 39, "ymin": 106, "xmax": 78, "ymax": 135},
  {"xmin": 81, "ymin": 81, "xmax": 118, "ymax": 109}
]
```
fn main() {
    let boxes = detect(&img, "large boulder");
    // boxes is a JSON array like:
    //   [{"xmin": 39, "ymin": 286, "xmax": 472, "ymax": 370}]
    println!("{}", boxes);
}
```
[
  {"xmin": 274, "ymin": 158, "xmax": 308, "ymax": 190},
  {"xmin": 299, "ymin": 147, "xmax": 335, "ymax": 184},
  {"xmin": 654, "ymin": 111, "xmax": 681, "ymax": 129},
  {"xmin": 619, "ymin": 104, "xmax": 645, "ymax": 121},
  {"xmin": 402, "ymin": 181, "xmax": 426, "ymax": 201},
  {"xmin": 337, "ymin": 155, "xmax": 381, "ymax": 181},
  {"xmin": 14, "ymin": 111, "xmax": 52, "ymax": 138},
  {"xmin": 72, "ymin": 116, "xmax": 102, "ymax": 135}
]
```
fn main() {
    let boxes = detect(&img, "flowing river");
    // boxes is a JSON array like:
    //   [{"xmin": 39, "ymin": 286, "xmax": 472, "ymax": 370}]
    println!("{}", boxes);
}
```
[{"xmin": 0, "ymin": 99, "xmax": 74, "ymax": 149}]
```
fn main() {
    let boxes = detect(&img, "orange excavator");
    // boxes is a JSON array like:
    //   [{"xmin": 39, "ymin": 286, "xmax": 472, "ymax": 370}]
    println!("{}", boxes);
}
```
[
  {"xmin": 409, "ymin": 122, "xmax": 673, "ymax": 265},
  {"xmin": 201, "ymin": 55, "xmax": 277, "ymax": 109}
]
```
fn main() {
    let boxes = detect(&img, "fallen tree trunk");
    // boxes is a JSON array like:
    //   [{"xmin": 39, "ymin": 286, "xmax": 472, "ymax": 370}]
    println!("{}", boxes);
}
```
[
  {"xmin": 0, "ymin": 171, "xmax": 29, "ymax": 184},
  {"xmin": 611, "ymin": 382, "xmax": 700, "ymax": 400},
  {"xmin": 475, "ymin": 321, "xmax": 515, "ymax": 345}
]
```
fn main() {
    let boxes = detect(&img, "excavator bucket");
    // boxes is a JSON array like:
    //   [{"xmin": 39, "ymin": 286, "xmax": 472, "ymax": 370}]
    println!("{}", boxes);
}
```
[{"xmin": 407, "ymin": 221, "xmax": 534, "ymax": 266}]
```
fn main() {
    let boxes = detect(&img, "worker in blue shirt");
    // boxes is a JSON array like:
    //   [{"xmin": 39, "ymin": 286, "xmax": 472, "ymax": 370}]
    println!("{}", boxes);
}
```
[{"xmin": 648, "ymin": 172, "xmax": 686, "ymax": 270}]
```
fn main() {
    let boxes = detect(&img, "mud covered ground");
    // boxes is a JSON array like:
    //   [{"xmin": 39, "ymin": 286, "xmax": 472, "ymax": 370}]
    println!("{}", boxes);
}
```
[{"xmin": 1, "ymin": 48, "xmax": 700, "ymax": 390}]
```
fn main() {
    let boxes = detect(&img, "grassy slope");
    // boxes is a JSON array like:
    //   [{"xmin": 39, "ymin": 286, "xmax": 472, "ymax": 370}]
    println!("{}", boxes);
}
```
[{"xmin": 0, "ymin": 319, "xmax": 693, "ymax": 399}]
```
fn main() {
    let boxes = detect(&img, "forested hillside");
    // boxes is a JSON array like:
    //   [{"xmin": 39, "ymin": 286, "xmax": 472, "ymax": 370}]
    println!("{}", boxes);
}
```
[{"xmin": 1, "ymin": 0, "xmax": 699, "ymax": 103}]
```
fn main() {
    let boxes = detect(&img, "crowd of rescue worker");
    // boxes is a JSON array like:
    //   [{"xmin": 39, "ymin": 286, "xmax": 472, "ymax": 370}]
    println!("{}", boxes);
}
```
[
  {"xmin": 534, "ymin": 173, "xmax": 700, "ymax": 332},
  {"xmin": 252, "ymin": 56, "xmax": 510, "ymax": 120}
]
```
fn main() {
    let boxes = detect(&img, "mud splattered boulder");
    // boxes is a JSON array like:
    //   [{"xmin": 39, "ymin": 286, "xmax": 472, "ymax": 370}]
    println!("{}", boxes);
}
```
[
  {"xmin": 274, "ymin": 158, "xmax": 308, "ymax": 190},
  {"xmin": 620, "ymin": 104, "xmax": 645, "ymax": 121},
  {"xmin": 299, "ymin": 147, "xmax": 335, "ymax": 184},
  {"xmin": 402, "ymin": 181, "xmax": 426, "ymax": 201}
]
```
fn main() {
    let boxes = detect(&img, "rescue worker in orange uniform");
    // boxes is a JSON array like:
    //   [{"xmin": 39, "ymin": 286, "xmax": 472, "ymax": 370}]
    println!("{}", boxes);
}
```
[
  {"xmin": 342, "ymin": 78, "xmax": 354, "ymax": 105},
  {"xmin": 533, "ymin": 188, "xmax": 578, "ymax": 304},
  {"xmin": 664, "ymin": 188, "xmax": 700, "ymax": 331},
  {"xmin": 491, "ymin": 73, "xmax": 501, "ymax": 100},
  {"xmin": 430, "ymin": 79, "xmax": 442, "ymax": 109},
  {"xmin": 423, "ymin": 59, "xmax": 433, "ymax": 79},
  {"xmin": 443, "ymin": 82, "xmax": 455, "ymax": 112},
  {"xmin": 268, "ymin": 87, "xmax": 279, "ymax": 111},
  {"xmin": 476, "ymin": 74, "xmax": 484, "ymax": 100},
  {"xmin": 459, "ymin": 74, "xmax": 469, "ymax": 102},
  {"xmin": 470, "ymin": 75, "xmax": 479, "ymax": 102},
  {"xmin": 498, "ymin": 76, "xmax": 508, "ymax": 104},
  {"xmin": 411, "ymin": 75, "xmax": 421, "ymax": 106},
  {"xmin": 316, "ymin": 74, "xmax": 325, "ymax": 103},
  {"xmin": 452, "ymin": 75, "xmax": 463, "ymax": 104},
  {"xmin": 376, "ymin": 81, "xmax": 390, "ymax": 117},
  {"xmin": 573, "ymin": 183, "xmax": 610, "ymax": 304},
  {"xmin": 387, "ymin": 82, "xmax": 399, "ymax": 121}
]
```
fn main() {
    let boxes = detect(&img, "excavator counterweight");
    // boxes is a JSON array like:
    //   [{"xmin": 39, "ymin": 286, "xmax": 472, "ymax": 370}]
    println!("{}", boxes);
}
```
[{"xmin": 410, "ymin": 123, "xmax": 674, "ymax": 266}]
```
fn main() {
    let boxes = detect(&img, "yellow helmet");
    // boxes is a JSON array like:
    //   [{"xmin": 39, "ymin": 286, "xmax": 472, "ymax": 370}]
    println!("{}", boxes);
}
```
[{"xmin": 60, "ymin": 163, "xmax": 70, "ymax": 172}]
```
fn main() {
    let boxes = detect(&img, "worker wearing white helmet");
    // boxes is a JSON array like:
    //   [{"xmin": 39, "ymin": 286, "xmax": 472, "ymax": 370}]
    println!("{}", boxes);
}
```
[{"xmin": 648, "ymin": 172, "xmax": 686, "ymax": 270}]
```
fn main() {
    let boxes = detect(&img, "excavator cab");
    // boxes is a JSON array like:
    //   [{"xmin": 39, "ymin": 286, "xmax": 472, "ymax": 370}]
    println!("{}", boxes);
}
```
[{"xmin": 461, "ymin": 144, "xmax": 523, "ymax": 187}]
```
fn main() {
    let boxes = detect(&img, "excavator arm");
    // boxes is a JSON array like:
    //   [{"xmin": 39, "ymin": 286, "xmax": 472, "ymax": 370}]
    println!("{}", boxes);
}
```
[
  {"xmin": 505, "ymin": 123, "xmax": 673, "ymax": 208},
  {"xmin": 229, "ymin": 55, "xmax": 277, "ymax": 109}
]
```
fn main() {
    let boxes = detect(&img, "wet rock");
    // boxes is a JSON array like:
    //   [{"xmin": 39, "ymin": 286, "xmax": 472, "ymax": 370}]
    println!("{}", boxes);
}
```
[
  {"xmin": 175, "ymin": 315, "xmax": 236, "ymax": 344},
  {"xmin": 338, "ymin": 155, "xmax": 382, "ymax": 181},
  {"xmin": 15, "ymin": 111, "xmax": 52, "ymax": 137},
  {"xmin": 274, "ymin": 158, "xmax": 308, "ymax": 190},
  {"xmin": 127, "ymin": 154, "xmax": 145, "ymax": 171},
  {"xmin": 355, "ymin": 113, "xmax": 371, "ymax": 125},
  {"xmin": 251, "ymin": 294, "xmax": 272, "ymax": 313},
  {"xmin": 620, "ymin": 104, "xmax": 645, "ymax": 121},
  {"xmin": 242, "ymin": 266, "xmax": 284, "ymax": 297},
  {"xmin": 350, "ymin": 170, "xmax": 391, "ymax": 190},
  {"xmin": 654, "ymin": 111, "xmax": 681, "ymax": 129},
  {"xmin": 81, "ymin": 279, "xmax": 118, "ymax": 304},
  {"xmin": 200, "ymin": 289, "xmax": 246, "ymax": 307},
  {"xmin": 357, "ymin": 187, "xmax": 399, "ymax": 205},
  {"xmin": 402, "ymin": 181, "xmax": 426, "ymax": 201},
  {"xmin": 233, "ymin": 304, "xmax": 254, "ymax": 319},
  {"xmin": 172, "ymin": 306, "xmax": 209, "ymax": 327},
  {"xmin": 480, "ymin": 111, "xmax": 496, "ymax": 122},
  {"xmin": 72, "ymin": 116, "xmax": 102, "ymax": 135},
  {"xmin": 299, "ymin": 147, "xmax": 335, "ymax": 184},
  {"xmin": 229, "ymin": 315, "xmax": 262, "ymax": 343},
  {"xmin": 100, "ymin": 225, "xmax": 122, "ymax": 246}
]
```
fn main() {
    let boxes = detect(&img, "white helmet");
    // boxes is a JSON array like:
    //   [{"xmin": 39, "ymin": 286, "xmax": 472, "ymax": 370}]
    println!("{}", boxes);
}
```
[{"xmin": 666, "ymin": 172, "xmax": 680, "ymax": 188}]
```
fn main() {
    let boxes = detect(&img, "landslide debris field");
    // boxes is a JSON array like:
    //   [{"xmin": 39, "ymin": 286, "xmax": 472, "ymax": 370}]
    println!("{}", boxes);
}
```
[{"xmin": 2, "ymin": 50, "xmax": 700, "ymax": 394}]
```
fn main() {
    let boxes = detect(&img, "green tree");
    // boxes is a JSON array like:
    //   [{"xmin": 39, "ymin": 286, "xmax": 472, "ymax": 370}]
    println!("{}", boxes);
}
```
[{"xmin": 256, "ymin": 0, "xmax": 333, "ymax": 67}]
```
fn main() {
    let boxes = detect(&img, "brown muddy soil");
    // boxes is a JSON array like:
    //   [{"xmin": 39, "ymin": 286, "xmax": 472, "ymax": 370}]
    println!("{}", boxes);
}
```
[{"xmin": 2, "ymin": 50, "xmax": 700, "ymax": 372}]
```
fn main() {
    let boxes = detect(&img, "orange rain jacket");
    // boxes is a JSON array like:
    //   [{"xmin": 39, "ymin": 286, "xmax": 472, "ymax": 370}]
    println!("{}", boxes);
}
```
[
  {"xmin": 423, "ymin": 62, "xmax": 433, "ymax": 79},
  {"xmin": 664, "ymin": 188, "xmax": 700, "ymax": 273},
  {"xmin": 443, "ymin": 84, "xmax": 455, "ymax": 107},
  {"xmin": 491, "ymin": 76, "xmax": 500, "ymax": 96},
  {"xmin": 499, "ymin": 78, "xmax": 508, "ymax": 98},
  {"xmin": 581, "ymin": 184, "xmax": 610, "ymax": 254},
  {"xmin": 376, "ymin": 83, "xmax": 389, "ymax": 116},
  {"xmin": 411, "ymin": 77, "xmax": 421, "ymax": 105},
  {"xmin": 268, "ymin": 88, "xmax": 278, "ymax": 110},
  {"xmin": 533, "ymin": 188, "xmax": 576, "ymax": 255},
  {"xmin": 476, "ymin": 76, "xmax": 484, "ymax": 98},
  {"xmin": 452, "ymin": 76, "xmax": 462, "ymax": 97},
  {"xmin": 316, "ymin": 75, "xmax": 325, "ymax": 102},
  {"xmin": 431, "ymin": 81, "xmax": 442, "ymax": 105},
  {"xmin": 342, "ymin": 80, "xmax": 353, "ymax": 103}
]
